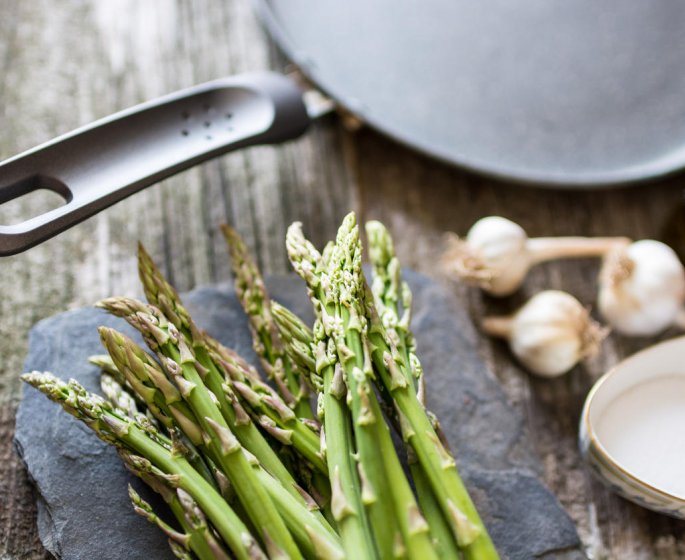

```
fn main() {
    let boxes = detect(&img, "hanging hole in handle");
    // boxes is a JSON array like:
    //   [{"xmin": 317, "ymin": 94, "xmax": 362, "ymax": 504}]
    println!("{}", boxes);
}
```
[{"xmin": 0, "ymin": 175, "xmax": 71, "ymax": 226}]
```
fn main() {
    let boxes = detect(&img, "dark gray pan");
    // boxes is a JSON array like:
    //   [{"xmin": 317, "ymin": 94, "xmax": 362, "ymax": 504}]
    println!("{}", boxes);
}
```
[
  {"xmin": 1, "ymin": 1, "xmax": 684, "ymax": 255},
  {"xmin": 255, "ymin": 0, "xmax": 685, "ymax": 187}
]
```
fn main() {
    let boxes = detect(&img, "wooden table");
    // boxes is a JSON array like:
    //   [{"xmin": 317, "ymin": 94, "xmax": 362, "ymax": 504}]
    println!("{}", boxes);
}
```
[{"xmin": 1, "ymin": 1, "xmax": 684, "ymax": 558}]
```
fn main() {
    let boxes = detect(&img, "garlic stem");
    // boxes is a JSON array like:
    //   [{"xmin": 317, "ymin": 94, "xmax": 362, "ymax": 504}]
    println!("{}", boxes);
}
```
[
  {"xmin": 443, "ymin": 216, "xmax": 631, "ymax": 297},
  {"xmin": 527, "ymin": 237, "xmax": 630, "ymax": 265},
  {"xmin": 480, "ymin": 316, "xmax": 513, "ymax": 339}
]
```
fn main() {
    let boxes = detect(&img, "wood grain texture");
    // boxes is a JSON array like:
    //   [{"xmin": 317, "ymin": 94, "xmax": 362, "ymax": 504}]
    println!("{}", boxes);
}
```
[{"xmin": 0, "ymin": 0, "xmax": 683, "ymax": 558}]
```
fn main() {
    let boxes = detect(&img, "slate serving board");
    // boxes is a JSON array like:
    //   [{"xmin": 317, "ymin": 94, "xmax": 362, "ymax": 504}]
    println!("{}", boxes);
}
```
[{"xmin": 15, "ymin": 271, "xmax": 585, "ymax": 560}]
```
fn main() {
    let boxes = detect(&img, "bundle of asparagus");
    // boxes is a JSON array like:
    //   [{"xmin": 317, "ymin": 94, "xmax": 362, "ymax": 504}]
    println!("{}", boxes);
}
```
[{"xmin": 22, "ymin": 212, "xmax": 498, "ymax": 560}]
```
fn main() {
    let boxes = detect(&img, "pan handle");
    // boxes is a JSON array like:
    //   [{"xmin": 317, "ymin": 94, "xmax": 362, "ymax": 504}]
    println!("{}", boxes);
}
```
[{"xmin": 0, "ymin": 71, "xmax": 310, "ymax": 256}]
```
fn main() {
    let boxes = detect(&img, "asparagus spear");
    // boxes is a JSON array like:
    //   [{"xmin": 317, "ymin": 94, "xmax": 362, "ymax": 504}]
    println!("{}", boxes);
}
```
[
  {"xmin": 221, "ymin": 225, "xmax": 313, "ymax": 420},
  {"xmin": 366, "ymin": 221, "xmax": 460, "ymax": 559},
  {"xmin": 91, "ymin": 353, "xmax": 163, "ymax": 427},
  {"xmin": 366, "ymin": 223, "xmax": 449, "ymax": 444},
  {"xmin": 137, "ymin": 244, "xmax": 333, "ymax": 518},
  {"xmin": 329, "ymin": 215, "xmax": 438, "ymax": 559},
  {"xmin": 98, "ymin": 299, "xmax": 342, "ymax": 558},
  {"xmin": 360, "ymin": 264, "xmax": 499, "ymax": 556},
  {"xmin": 100, "ymin": 373, "xmax": 139, "ymax": 418},
  {"xmin": 21, "ymin": 372, "xmax": 263, "ymax": 560},
  {"xmin": 286, "ymin": 223, "xmax": 379, "ymax": 560},
  {"xmin": 127, "ymin": 482, "xmax": 231, "ymax": 560},
  {"xmin": 89, "ymin": 354, "xmax": 126, "ymax": 380},
  {"xmin": 205, "ymin": 334, "xmax": 325, "ymax": 474},
  {"xmin": 108, "ymin": 306, "xmax": 303, "ymax": 558},
  {"xmin": 136, "ymin": 245, "xmax": 323, "ymax": 498},
  {"xmin": 287, "ymin": 219, "xmax": 438, "ymax": 560},
  {"xmin": 99, "ymin": 326, "xmax": 219, "ymax": 489},
  {"xmin": 365, "ymin": 222, "xmax": 422, "ymax": 397}
]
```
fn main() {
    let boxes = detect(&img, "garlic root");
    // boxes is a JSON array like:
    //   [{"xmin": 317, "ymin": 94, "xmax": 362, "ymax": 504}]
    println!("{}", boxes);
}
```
[{"xmin": 482, "ymin": 290, "xmax": 608, "ymax": 377}]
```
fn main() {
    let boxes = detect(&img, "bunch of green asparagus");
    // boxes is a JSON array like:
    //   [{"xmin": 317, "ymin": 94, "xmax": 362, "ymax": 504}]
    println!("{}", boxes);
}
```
[{"xmin": 22, "ymin": 212, "xmax": 498, "ymax": 560}]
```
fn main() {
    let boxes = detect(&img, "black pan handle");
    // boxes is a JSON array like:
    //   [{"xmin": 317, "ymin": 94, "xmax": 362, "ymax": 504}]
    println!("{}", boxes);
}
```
[{"xmin": 0, "ymin": 71, "xmax": 310, "ymax": 256}]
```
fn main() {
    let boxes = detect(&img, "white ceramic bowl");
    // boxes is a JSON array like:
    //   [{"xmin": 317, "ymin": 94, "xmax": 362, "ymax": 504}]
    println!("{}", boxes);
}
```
[{"xmin": 579, "ymin": 335, "xmax": 685, "ymax": 518}]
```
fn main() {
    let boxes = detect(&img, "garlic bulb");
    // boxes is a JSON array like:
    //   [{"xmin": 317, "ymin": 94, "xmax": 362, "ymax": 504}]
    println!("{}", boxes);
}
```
[
  {"xmin": 443, "ymin": 216, "xmax": 628, "ymax": 296},
  {"xmin": 598, "ymin": 240, "xmax": 685, "ymax": 336},
  {"xmin": 444, "ymin": 216, "xmax": 530, "ymax": 296},
  {"xmin": 482, "ymin": 290, "xmax": 607, "ymax": 377}
]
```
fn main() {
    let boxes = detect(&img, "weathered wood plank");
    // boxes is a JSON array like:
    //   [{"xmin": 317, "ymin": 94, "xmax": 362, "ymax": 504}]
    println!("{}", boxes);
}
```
[{"xmin": 0, "ymin": 403, "xmax": 52, "ymax": 560}]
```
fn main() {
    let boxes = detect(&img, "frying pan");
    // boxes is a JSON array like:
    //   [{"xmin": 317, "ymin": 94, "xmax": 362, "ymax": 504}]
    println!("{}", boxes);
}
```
[{"xmin": 1, "ymin": 0, "xmax": 684, "ymax": 255}]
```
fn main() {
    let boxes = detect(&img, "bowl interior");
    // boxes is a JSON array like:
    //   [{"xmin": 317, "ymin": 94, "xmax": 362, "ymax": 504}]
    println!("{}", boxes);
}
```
[{"xmin": 588, "ymin": 336, "xmax": 685, "ymax": 500}]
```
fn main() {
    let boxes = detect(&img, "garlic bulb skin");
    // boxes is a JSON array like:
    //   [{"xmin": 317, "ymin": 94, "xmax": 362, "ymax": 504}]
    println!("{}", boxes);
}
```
[
  {"xmin": 453, "ymin": 216, "xmax": 531, "ymax": 296},
  {"xmin": 598, "ymin": 240, "xmax": 685, "ymax": 336},
  {"xmin": 483, "ymin": 290, "xmax": 606, "ymax": 377}
]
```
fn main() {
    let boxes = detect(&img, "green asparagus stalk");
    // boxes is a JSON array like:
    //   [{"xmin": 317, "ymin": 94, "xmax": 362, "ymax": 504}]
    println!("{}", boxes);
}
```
[
  {"xmin": 286, "ymin": 223, "xmax": 379, "ymax": 560},
  {"xmin": 276, "ymin": 295, "xmax": 459, "ymax": 558},
  {"xmin": 327, "ymin": 215, "xmax": 438, "ymax": 559},
  {"xmin": 221, "ymin": 225, "xmax": 313, "ymax": 420},
  {"xmin": 271, "ymin": 302, "xmax": 318, "ymax": 382},
  {"xmin": 89, "ymin": 354, "xmax": 125, "ymax": 380},
  {"xmin": 328, "ymin": 238, "xmax": 401, "ymax": 558},
  {"xmin": 365, "ymin": 222, "xmax": 422, "ymax": 395},
  {"xmin": 366, "ymin": 220, "xmax": 460, "ymax": 559},
  {"xmin": 136, "ymin": 245, "xmax": 322, "ymax": 501},
  {"xmin": 127, "ymin": 482, "xmax": 232, "ymax": 560},
  {"xmin": 91, "ymin": 353, "xmax": 161, "ymax": 426},
  {"xmin": 98, "ymin": 326, "xmax": 218, "ymax": 489},
  {"xmin": 98, "ymin": 298, "xmax": 343, "ymax": 558},
  {"xmin": 287, "ymin": 219, "xmax": 438, "ymax": 560},
  {"xmin": 21, "ymin": 372, "xmax": 263, "ymax": 560},
  {"xmin": 128, "ymin": 486, "xmax": 191, "ymax": 553},
  {"xmin": 137, "ymin": 244, "xmax": 334, "ymax": 521},
  {"xmin": 100, "ymin": 373, "xmax": 139, "ymax": 418},
  {"xmin": 108, "ymin": 307, "xmax": 302, "ymax": 558},
  {"xmin": 359, "ymin": 250, "xmax": 498, "ymax": 557},
  {"xmin": 205, "ymin": 335, "xmax": 325, "ymax": 475}
]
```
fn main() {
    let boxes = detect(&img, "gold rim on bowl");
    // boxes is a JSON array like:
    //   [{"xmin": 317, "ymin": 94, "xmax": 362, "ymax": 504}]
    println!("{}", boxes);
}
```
[{"xmin": 581, "ymin": 334, "xmax": 685, "ymax": 505}]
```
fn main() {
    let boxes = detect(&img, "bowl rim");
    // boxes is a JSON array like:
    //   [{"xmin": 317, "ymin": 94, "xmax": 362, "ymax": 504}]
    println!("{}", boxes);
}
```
[{"xmin": 582, "ymin": 333, "xmax": 685, "ymax": 504}]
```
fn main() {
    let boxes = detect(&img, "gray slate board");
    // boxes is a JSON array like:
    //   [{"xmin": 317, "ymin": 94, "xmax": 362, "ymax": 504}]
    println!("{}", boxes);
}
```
[{"xmin": 15, "ymin": 271, "xmax": 584, "ymax": 560}]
